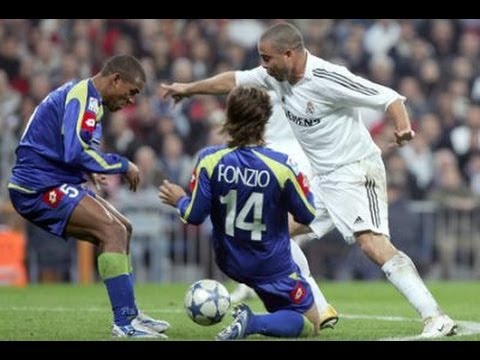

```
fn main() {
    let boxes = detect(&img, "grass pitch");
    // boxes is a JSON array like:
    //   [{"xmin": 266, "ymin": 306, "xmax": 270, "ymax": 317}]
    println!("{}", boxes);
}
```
[{"xmin": 0, "ymin": 281, "xmax": 478, "ymax": 341}]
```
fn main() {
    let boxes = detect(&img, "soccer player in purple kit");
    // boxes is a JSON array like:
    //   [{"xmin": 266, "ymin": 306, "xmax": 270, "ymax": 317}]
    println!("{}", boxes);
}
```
[
  {"xmin": 8, "ymin": 54, "xmax": 169, "ymax": 338},
  {"xmin": 159, "ymin": 85, "xmax": 321, "ymax": 340}
]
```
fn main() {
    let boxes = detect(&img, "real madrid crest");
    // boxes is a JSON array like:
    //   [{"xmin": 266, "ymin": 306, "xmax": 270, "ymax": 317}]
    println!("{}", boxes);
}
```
[{"xmin": 306, "ymin": 101, "xmax": 314, "ymax": 116}]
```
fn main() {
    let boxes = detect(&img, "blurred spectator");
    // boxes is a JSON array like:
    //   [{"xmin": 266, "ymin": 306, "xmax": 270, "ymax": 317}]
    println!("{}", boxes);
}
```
[
  {"xmin": 418, "ymin": 58, "xmax": 441, "ymax": 96},
  {"xmin": 423, "ymin": 19, "xmax": 460, "ymax": 61},
  {"xmin": 226, "ymin": 19, "xmax": 266, "ymax": 49},
  {"xmin": 364, "ymin": 19, "xmax": 401, "ymax": 57},
  {"xmin": 385, "ymin": 151, "xmax": 421, "ymax": 199},
  {"xmin": 104, "ymin": 111, "xmax": 142, "ymax": 160},
  {"xmin": 465, "ymin": 151, "xmax": 480, "ymax": 196},
  {"xmin": 29, "ymin": 72, "xmax": 52, "ymax": 103},
  {"xmin": 51, "ymin": 53, "xmax": 80, "ymax": 88},
  {"xmin": 398, "ymin": 76, "xmax": 429, "ymax": 120},
  {"xmin": 449, "ymin": 102, "xmax": 480, "ymax": 173},
  {"xmin": 429, "ymin": 153, "xmax": 479, "ymax": 278},
  {"xmin": 11, "ymin": 56, "xmax": 34, "ymax": 95},
  {"xmin": 158, "ymin": 133, "xmax": 193, "ymax": 189},
  {"xmin": 0, "ymin": 70, "xmax": 21, "ymax": 120},
  {"xmin": 339, "ymin": 32, "xmax": 370, "ymax": 75},
  {"xmin": 32, "ymin": 36, "xmax": 61, "ymax": 77},
  {"xmin": 368, "ymin": 54, "xmax": 395, "ymax": 87},
  {"xmin": 418, "ymin": 113, "xmax": 443, "ymax": 151},
  {"xmin": 399, "ymin": 132, "xmax": 435, "ymax": 199},
  {"xmin": 71, "ymin": 38, "xmax": 95, "ymax": 78},
  {"xmin": 0, "ymin": 35, "xmax": 21, "ymax": 81}
]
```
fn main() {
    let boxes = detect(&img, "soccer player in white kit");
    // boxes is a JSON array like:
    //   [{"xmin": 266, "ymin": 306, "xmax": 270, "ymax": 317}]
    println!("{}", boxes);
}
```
[{"xmin": 161, "ymin": 22, "xmax": 456, "ymax": 338}]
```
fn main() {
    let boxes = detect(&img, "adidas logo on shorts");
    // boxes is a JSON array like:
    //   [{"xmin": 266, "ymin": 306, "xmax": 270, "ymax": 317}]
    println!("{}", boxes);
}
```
[{"xmin": 354, "ymin": 216, "xmax": 364, "ymax": 225}]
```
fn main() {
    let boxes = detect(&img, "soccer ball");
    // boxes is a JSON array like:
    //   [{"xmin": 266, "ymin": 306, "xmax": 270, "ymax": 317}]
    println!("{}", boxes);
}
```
[{"xmin": 184, "ymin": 279, "xmax": 231, "ymax": 326}]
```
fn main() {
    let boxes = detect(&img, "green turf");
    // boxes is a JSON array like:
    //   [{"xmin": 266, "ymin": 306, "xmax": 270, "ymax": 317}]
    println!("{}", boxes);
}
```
[{"xmin": 0, "ymin": 281, "xmax": 478, "ymax": 341}]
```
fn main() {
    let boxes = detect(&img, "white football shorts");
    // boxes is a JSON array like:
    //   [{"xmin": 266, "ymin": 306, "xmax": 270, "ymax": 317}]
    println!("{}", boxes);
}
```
[{"xmin": 309, "ymin": 154, "xmax": 390, "ymax": 244}]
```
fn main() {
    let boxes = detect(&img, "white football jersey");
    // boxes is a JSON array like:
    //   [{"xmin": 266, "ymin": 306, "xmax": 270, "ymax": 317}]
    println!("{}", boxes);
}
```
[
  {"xmin": 236, "ymin": 51, "xmax": 405, "ymax": 175},
  {"xmin": 264, "ymin": 91, "xmax": 312, "ymax": 178}
]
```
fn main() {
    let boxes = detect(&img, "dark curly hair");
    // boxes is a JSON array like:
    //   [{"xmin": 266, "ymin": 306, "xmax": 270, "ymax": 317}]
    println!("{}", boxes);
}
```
[
  {"xmin": 101, "ymin": 54, "xmax": 146, "ymax": 84},
  {"xmin": 222, "ymin": 86, "xmax": 273, "ymax": 148}
]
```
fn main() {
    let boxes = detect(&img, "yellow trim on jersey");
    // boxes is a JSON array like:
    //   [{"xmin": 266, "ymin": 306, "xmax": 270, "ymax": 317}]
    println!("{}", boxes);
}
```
[
  {"xmin": 97, "ymin": 104, "xmax": 104, "ymax": 120},
  {"xmin": 182, "ymin": 148, "xmax": 236, "ymax": 221},
  {"xmin": 289, "ymin": 271, "xmax": 300, "ymax": 280},
  {"xmin": 8, "ymin": 182, "xmax": 36, "ymax": 194},
  {"xmin": 253, "ymin": 150, "xmax": 315, "ymax": 215},
  {"xmin": 65, "ymin": 80, "xmax": 121, "ymax": 170}
]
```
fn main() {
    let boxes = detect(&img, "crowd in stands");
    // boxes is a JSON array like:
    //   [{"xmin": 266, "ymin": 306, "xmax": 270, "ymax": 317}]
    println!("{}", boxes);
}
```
[{"xmin": 1, "ymin": 19, "xmax": 480, "ymax": 281}]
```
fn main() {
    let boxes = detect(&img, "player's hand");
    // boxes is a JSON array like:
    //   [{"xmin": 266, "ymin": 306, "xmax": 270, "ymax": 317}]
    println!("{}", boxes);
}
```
[
  {"xmin": 160, "ymin": 83, "xmax": 190, "ymax": 104},
  {"xmin": 158, "ymin": 179, "xmax": 187, "ymax": 207},
  {"xmin": 89, "ymin": 173, "xmax": 108, "ymax": 192},
  {"xmin": 394, "ymin": 129, "xmax": 415, "ymax": 147},
  {"xmin": 125, "ymin": 161, "xmax": 140, "ymax": 192}
]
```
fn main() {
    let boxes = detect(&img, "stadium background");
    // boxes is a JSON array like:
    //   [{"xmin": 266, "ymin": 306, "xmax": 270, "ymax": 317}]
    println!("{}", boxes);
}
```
[{"xmin": 1, "ymin": 19, "xmax": 480, "ymax": 286}]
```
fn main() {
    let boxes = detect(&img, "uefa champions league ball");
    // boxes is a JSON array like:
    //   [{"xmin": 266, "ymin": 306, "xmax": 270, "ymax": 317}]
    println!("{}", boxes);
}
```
[{"xmin": 184, "ymin": 279, "xmax": 231, "ymax": 326}]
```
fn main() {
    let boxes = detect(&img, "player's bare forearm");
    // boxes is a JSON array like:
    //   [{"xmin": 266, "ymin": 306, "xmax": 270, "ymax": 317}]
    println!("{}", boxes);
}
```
[
  {"xmin": 189, "ymin": 72, "xmax": 236, "ymax": 95},
  {"xmin": 161, "ymin": 72, "xmax": 236, "ymax": 103},
  {"xmin": 387, "ymin": 99, "xmax": 415, "ymax": 146},
  {"xmin": 158, "ymin": 180, "xmax": 187, "ymax": 208},
  {"xmin": 387, "ymin": 99, "xmax": 411, "ymax": 132}
]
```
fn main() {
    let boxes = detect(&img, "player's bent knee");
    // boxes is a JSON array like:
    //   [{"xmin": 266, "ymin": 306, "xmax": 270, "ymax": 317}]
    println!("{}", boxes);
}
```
[
  {"xmin": 98, "ymin": 220, "xmax": 129, "ymax": 252},
  {"xmin": 124, "ymin": 220, "xmax": 132, "ymax": 237}
]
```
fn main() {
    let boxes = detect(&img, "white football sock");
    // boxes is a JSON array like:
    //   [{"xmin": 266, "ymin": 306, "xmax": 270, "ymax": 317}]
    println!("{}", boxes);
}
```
[
  {"xmin": 292, "ymin": 232, "xmax": 317, "ymax": 247},
  {"xmin": 290, "ymin": 238, "xmax": 328, "ymax": 313},
  {"xmin": 382, "ymin": 251, "xmax": 441, "ymax": 320}
]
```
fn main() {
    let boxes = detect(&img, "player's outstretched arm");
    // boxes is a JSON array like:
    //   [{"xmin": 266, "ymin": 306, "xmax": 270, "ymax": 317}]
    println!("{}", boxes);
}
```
[{"xmin": 160, "ymin": 71, "xmax": 236, "ymax": 103}]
